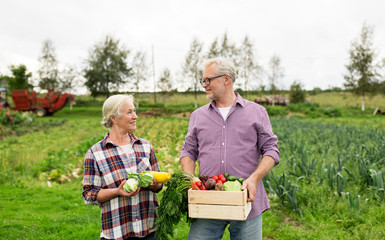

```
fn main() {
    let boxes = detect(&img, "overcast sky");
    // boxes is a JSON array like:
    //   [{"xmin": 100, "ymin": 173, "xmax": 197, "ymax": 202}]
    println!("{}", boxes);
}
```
[{"xmin": 1, "ymin": 0, "xmax": 385, "ymax": 92}]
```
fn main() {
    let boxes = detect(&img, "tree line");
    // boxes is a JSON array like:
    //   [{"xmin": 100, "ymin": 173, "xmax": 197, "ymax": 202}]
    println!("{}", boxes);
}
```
[{"xmin": 1, "ymin": 23, "xmax": 385, "ymax": 110}]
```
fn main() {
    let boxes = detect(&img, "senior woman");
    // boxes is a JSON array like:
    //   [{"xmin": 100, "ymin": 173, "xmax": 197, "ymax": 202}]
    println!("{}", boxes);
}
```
[{"xmin": 82, "ymin": 94, "xmax": 162, "ymax": 240}]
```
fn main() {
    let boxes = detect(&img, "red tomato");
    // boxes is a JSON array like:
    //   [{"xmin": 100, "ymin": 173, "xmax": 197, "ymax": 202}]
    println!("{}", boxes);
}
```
[
  {"xmin": 219, "ymin": 176, "xmax": 227, "ymax": 183},
  {"xmin": 211, "ymin": 175, "xmax": 219, "ymax": 181},
  {"xmin": 218, "ymin": 174, "xmax": 225, "ymax": 179},
  {"xmin": 201, "ymin": 186, "xmax": 207, "ymax": 190},
  {"xmin": 216, "ymin": 180, "xmax": 223, "ymax": 184},
  {"xmin": 195, "ymin": 181, "xmax": 202, "ymax": 188}
]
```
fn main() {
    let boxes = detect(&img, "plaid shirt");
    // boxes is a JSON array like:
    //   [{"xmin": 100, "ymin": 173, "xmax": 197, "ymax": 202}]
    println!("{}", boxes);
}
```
[{"xmin": 82, "ymin": 132, "xmax": 160, "ymax": 240}]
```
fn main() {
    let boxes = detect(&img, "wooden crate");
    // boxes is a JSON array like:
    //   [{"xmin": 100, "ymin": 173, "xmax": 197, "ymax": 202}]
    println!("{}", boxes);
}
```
[{"xmin": 188, "ymin": 189, "xmax": 252, "ymax": 221}]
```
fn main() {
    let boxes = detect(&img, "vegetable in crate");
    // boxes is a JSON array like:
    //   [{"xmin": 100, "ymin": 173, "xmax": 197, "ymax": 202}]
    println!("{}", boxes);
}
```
[
  {"xmin": 205, "ymin": 178, "xmax": 217, "ymax": 190},
  {"xmin": 224, "ymin": 180, "xmax": 242, "ymax": 191},
  {"xmin": 199, "ymin": 174, "xmax": 209, "ymax": 187},
  {"xmin": 190, "ymin": 177, "xmax": 202, "ymax": 190},
  {"xmin": 215, "ymin": 182, "xmax": 224, "ymax": 191},
  {"xmin": 228, "ymin": 175, "xmax": 244, "ymax": 183}
]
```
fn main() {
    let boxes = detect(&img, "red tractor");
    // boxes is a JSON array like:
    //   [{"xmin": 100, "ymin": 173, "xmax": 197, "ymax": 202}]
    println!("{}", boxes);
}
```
[{"xmin": 1, "ymin": 89, "xmax": 75, "ymax": 117}]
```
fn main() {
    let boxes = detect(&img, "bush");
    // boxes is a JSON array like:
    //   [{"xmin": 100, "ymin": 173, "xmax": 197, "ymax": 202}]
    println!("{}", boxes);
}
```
[
  {"xmin": 289, "ymin": 81, "xmax": 306, "ymax": 103},
  {"xmin": 0, "ymin": 109, "xmax": 65, "ymax": 138},
  {"xmin": 0, "ymin": 109, "xmax": 34, "ymax": 127}
]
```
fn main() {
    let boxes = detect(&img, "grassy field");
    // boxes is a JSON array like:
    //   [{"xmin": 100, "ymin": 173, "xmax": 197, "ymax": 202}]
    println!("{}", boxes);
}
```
[
  {"xmin": 307, "ymin": 92, "xmax": 385, "ymax": 109},
  {"xmin": 1, "ymin": 93, "xmax": 385, "ymax": 239}
]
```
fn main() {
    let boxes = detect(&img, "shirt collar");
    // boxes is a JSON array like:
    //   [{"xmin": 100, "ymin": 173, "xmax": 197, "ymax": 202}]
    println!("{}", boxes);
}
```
[
  {"xmin": 208, "ymin": 92, "xmax": 245, "ymax": 109},
  {"xmin": 101, "ymin": 131, "xmax": 141, "ymax": 147}
]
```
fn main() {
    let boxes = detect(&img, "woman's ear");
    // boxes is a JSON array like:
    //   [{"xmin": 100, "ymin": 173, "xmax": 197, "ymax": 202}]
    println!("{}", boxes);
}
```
[{"xmin": 110, "ymin": 114, "xmax": 116, "ymax": 124}]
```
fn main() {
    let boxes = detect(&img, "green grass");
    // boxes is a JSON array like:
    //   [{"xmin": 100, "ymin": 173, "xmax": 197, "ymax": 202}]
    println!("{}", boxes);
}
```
[
  {"xmin": 1, "ymin": 95, "xmax": 385, "ymax": 239},
  {"xmin": 308, "ymin": 92, "xmax": 385, "ymax": 109},
  {"xmin": 0, "ymin": 180, "xmax": 100, "ymax": 240}
]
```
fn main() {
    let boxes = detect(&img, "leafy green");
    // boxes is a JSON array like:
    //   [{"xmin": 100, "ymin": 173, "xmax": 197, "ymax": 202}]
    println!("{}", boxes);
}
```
[
  {"xmin": 123, "ymin": 178, "xmax": 139, "ymax": 192},
  {"xmin": 223, "ymin": 180, "xmax": 242, "ymax": 191},
  {"xmin": 155, "ymin": 171, "xmax": 193, "ymax": 240},
  {"xmin": 139, "ymin": 172, "xmax": 154, "ymax": 188}
]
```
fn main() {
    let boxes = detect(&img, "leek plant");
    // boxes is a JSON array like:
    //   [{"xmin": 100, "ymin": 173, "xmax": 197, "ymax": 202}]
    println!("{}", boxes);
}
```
[{"xmin": 369, "ymin": 169, "xmax": 384, "ymax": 201}]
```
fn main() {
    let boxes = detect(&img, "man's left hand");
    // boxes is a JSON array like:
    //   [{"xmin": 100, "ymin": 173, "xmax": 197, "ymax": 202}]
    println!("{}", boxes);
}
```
[{"xmin": 241, "ymin": 178, "xmax": 258, "ymax": 202}]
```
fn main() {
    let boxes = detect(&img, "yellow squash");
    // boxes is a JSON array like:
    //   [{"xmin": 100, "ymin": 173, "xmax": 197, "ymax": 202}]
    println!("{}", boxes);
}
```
[{"xmin": 142, "ymin": 171, "xmax": 171, "ymax": 183}]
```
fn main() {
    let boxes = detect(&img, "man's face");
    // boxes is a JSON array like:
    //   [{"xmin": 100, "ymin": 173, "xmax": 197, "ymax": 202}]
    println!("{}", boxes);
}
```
[{"xmin": 202, "ymin": 64, "xmax": 226, "ymax": 101}]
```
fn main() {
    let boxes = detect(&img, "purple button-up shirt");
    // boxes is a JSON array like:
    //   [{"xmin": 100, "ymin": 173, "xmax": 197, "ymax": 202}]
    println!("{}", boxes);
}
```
[{"xmin": 180, "ymin": 93, "xmax": 280, "ymax": 218}]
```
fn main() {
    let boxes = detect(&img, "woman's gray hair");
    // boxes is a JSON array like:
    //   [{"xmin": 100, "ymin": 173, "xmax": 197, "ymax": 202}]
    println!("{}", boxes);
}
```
[
  {"xmin": 101, "ymin": 94, "xmax": 134, "ymax": 128},
  {"xmin": 202, "ymin": 57, "xmax": 237, "ymax": 83}
]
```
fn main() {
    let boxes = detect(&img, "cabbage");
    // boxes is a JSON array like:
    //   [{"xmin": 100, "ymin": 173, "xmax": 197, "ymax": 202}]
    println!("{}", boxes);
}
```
[
  {"xmin": 139, "ymin": 172, "xmax": 154, "ymax": 188},
  {"xmin": 223, "ymin": 180, "xmax": 242, "ymax": 191},
  {"xmin": 123, "ymin": 178, "xmax": 139, "ymax": 192}
]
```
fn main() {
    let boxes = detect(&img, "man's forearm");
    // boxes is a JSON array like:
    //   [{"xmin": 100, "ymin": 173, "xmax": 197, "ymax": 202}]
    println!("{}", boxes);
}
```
[
  {"xmin": 249, "ymin": 155, "xmax": 276, "ymax": 184},
  {"xmin": 180, "ymin": 156, "xmax": 196, "ymax": 175}
]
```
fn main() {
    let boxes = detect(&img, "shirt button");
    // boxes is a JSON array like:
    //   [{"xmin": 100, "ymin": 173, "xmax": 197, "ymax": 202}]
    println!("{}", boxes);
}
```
[
  {"xmin": 222, "ymin": 142, "xmax": 224, "ymax": 145},
  {"xmin": 222, "ymin": 160, "xmax": 224, "ymax": 163},
  {"xmin": 223, "ymin": 125, "xmax": 225, "ymax": 128}
]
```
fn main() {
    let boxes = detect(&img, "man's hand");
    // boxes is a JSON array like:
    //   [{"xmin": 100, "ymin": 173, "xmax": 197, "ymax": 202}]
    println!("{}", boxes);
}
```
[
  {"xmin": 241, "ymin": 155, "xmax": 276, "ymax": 202},
  {"xmin": 242, "ymin": 177, "xmax": 258, "ymax": 202}
]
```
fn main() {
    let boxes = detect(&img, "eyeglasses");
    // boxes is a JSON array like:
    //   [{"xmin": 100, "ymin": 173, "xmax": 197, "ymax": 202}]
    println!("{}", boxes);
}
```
[{"xmin": 200, "ymin": 74, "xmax": 226, "ymax": 86}]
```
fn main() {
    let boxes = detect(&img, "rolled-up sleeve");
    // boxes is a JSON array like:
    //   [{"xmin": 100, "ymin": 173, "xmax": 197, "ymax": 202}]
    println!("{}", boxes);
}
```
[
  {"xmin": 82, "ymin": 149, "xmax": 102, "ymax": 206},
  {"xmin": 179, "ymin": 112, "xmax": 199, "ymax": 161},
  {"xmin": 257, "ymin": 108, "xmax": 280, "ymax": 165}
]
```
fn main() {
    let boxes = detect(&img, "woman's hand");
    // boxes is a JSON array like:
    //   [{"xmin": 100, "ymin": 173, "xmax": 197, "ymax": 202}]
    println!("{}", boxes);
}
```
[
  {"xmin": 96, "ymin": 180, "xmax": 140, "ymax": 203},
  {"xmin": 147, "ymin": 178, "xmax": 163, "ymax": 193},
  {"xmin": 118, "ymin": 180, "xmax": 141, "ymax": 197}
]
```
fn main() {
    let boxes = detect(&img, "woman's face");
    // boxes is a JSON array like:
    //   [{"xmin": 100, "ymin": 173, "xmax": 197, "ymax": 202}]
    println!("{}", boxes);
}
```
[{"xmin": 113, "ymin": 101, "xmax": 138, "ymax": 132}]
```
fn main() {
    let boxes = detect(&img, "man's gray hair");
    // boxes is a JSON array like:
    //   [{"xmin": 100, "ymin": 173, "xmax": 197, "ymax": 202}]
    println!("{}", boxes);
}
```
[
  {"xmin": 202, "ymin": 57, "xmax": 237, "ymax": 83},
  {"xmin": 101, "ymin": 94, "xmax": 134, "ymax": 128}
]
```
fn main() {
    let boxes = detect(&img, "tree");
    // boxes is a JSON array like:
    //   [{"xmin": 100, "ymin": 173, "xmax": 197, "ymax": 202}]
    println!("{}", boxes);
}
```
[
  {"xmin": 181, "ymin": 37, "xmax": 203, "ymax": 108},
  {"xmin": 84, "ymin": 35, "xmax": 131, "ymax": 97},
  {"xmin": 131, "ymin": 50, "xmax": 149, "ymax": 108},
  {"xmin": 237, "ymin": 35, "xmax": 262, "ymax": 97},
  {"xmin": 58, "ymin": 65, "xmax": 82, "ymax": 93},
  {"xmin": 158, "ymin": 68, "xmax": 173, "ymax": 106},
  {"xmin": 344, "ymin": 22, "xmax": 380, "ymax": 111},
  {"xmin": 206, "ymin": 33, "xmax": 238, "ymax": 63},
  {"xmin": 37, "ymin": 39, "xmax": 59, "ymax": 90},
  {"xmin": 289, "ymin": 81, "xmax": 305, "ymax": 103},
  {"xmin": 206, "ymin": 37, "xmax": 221, "ymax": 59},
  {"xmin": 219, "ymin": 33, "xmax": 238, "ymax": 61},
  {"xmin": 2, "ymin": 64, "xmax": 33, "ymax": 90},
  {"xmin": 268, "ymin": 54, "xmax": 285, "ymax": 97}
]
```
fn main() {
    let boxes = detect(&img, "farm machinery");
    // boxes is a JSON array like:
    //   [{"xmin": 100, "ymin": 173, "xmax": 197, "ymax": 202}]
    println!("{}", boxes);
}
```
[{"xmin": 0, "ymin": 89, "xmax": 75, "ymax": 117}]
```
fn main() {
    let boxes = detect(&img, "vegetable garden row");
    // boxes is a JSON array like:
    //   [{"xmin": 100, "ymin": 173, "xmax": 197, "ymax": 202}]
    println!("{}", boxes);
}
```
[{"xmin": 1, "ymin": 115, "xmax": 384, "ymax": 239}]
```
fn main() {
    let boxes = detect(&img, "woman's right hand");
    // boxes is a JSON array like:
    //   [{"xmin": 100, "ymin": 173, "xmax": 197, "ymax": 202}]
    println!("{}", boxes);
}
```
[{"xmin": 117, "ymin": 180, "xmax": 141, "ymax": 197}]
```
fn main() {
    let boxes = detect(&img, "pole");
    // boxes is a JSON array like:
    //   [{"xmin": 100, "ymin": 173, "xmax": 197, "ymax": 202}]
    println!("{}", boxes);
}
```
[{"xmin": 152, "ymin": 45, "xmax": 157, "ymax": 103}]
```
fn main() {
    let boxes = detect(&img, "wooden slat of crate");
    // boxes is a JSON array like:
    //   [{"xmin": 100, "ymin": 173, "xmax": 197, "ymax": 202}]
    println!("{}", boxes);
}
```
[
  {"xmin": 188, "ymin": 189, "xmax": 252, "ymax": 221},
  {"xmin": 188, "ymin": 202, "xmax": 252, "ymax": 221},
  {"xmin": 188, "ymin": 189, "xmax": 247, "ymax": 206}
]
